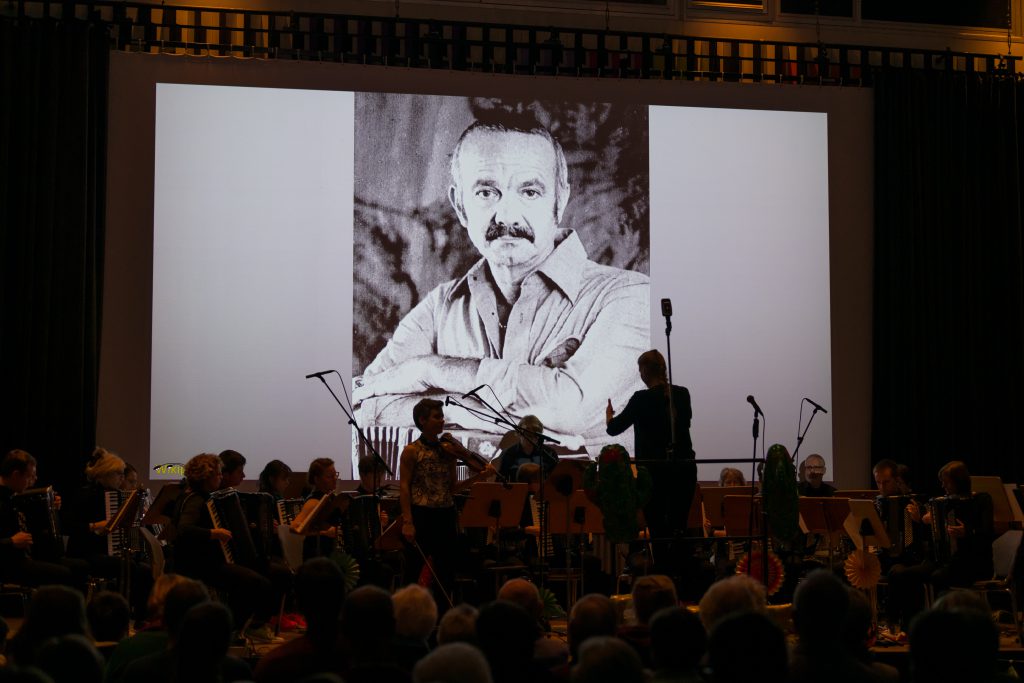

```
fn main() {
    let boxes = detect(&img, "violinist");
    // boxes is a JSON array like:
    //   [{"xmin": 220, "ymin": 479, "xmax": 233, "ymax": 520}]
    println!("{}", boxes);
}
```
[{"xmin": 399, "ymin": 398, "xmax": 496, "ymax": 607}]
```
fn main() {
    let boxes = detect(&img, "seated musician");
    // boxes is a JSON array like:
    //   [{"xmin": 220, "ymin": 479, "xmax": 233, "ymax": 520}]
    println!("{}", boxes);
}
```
[
  {"xmin": 872, "ymin": 459, "xmax": 925, "ymax": 569},
  {"xmin": 168, "ymin": 453, "xmax": 278, "ymax": 642},
  {"xmin": 291, "ymin": 458, "xmax": 343, "ymax": 561},
  {"xmin": 122, "ymin": 464, "xmax": 139, "ymax": 491},
  {"xmin": 0, "ymin": 449, "xmax": 87, "ymax": 591},
  {"xmin": 258, "ymin": 460, "xmax": 292, "ymax": 501},
  {"xmin": 797, "ymin": 454, "xmax": 835, "ymax": 497},
  {"xmin": 495, "ymin": 415, "xmax": 559, "ymax": 483},
  {"xmin": 218, "ymin": 450, "xmax": 246, "ymax": 490},
  {"xmin": 400, "ymin": 398, "xmax": 496, "ymax": 608},
  {"xmin": 888, "ymin": 460, "xmax": 995, "ymax": 629},
  {"xmin": 65, "ymin": 447, "xmax": 153, "ymax": 621}
]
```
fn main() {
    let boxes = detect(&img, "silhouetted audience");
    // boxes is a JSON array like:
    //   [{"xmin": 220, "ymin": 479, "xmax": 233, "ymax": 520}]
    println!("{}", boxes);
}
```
[
  {"xmin": 8, "ymin": 585, "xmax": 91, "ymax": 668},
  {"xmin": 697, "ymin": 573, "xmax": 767, "ymax": 633},
  {"xmin": 571, "ymin": 636, "xmax": 644, "ymax": 683},
  {"xmin": 35, "ymin": 634, "xmax": 104, "ymax": 683},
  {"xmin": 86, "ymin": 590, "xmax": 130, "ymax": 659},
  {"xmin": 649, "ymin": 606, "xmax": 706, "ymax": 683},
  {"xmin": 616, "ymin": 574, "xmax": 677, "ymax": 667},
  {"xmin": 497, "ymin": 578, "xmax": 569, "ymax": 668},
  {"xmin": 253, "ymin": 558, "xmax": 347, "ymax": 683},
  {"xmin": 789, "ymin": 570, "xmax": 884, "ymax": 683},
  {"xmin": 842, "ymin": 588, "xmax": 899, "ymax": 683},
  {"xmin": 413, "ymin": 642, "xmax": 493, "ymax": 683},
  {"xmin": 392, "ymin": 584, "xmax": 438, "ymax": 672},
  {"xmin": 341, "ymin": 585, "xmax": 410, "ymax": 683},
  {"xmin": 566, "ymin": 594, "xmax": 618, "ymax": 666},
  {"xmin": 707, "ymin": 611, "xmax": 788, "ymax": 683},
  {"xmin": 105, "ymin": 574, "xmax": 191, "ymax": 683},
  {"xmin": 476, "ymin": 600, "xmax": 554, "ymax": 683},
  {"xmin": 437, "ymin": 604, "xmax": 479, "ymax": 645},
  {"xmin": 909, "ymin": 607, "xmax": 1003, "ymax": 683}
]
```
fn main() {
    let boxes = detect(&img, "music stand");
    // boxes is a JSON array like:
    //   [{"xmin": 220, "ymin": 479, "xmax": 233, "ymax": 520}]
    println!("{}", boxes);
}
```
[
  {"xmin": 545, "ymin": 490, "xmax": 603, "ymax": 604},
  {"xmin": 723, "ymin": 495, "xmax": 763, "ymax": 538},
  {"xmin": 1006, "ymin": 484, "xmax": 1024, "ymax": 529},
  {"xmin": 460, "ymin": 483, "xmax": 529, "ymax": 534},
  {"xmin": 971, "ymin": 476, "xmax": 1016, "ymax": 534},
  {"xmin": 105, "ymin": 488, "xmax": 143, "ymax": 604},
  {"xmin": 295, "ymin": 492, "xmax": 351, "ymax": 535},
  {"xmin": 702, "ymin": 486, "xmax": 748, "ymax": 530},
  {"xmin": 541, "ymin": 460, "xmax": 587, "ymax": 502},
  {"xmin": 843, "ymin": 498, "xmax": 891, "ymax": 551},
  {"xmin": 687, "ymin": 485, "xmax": 705, "ymax": 533},
  {"xmin": 798, "ymin": 497, "xmax": 851, "ymax": 568},
  {"xmin": 832, "ymin": 489, "xmax": 881, "ymax": 501},
  {"xmin": 141, "ymin": 483, "xmax": 181, "ymax": 529}
]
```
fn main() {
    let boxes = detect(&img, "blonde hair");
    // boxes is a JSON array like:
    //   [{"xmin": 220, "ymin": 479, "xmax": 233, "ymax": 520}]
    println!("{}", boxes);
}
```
[
  {"xmin": 184, "ymin": 453, "xmax": 221, "ymax": 488},
  {"xmin": 86, "ymin": 447, "xmax": 126, "ymax": 482},
  {"xmin": 393, "ymin": 584, "xmax": 438, "ymax": 640}
]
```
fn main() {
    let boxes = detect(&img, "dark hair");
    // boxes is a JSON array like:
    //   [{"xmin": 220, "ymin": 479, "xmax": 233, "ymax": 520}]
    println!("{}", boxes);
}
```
[
  {"xmin": 910, "ymin": 608, "xmax": 998, "ymax": 682},
  {"xmin": 123, "ymin": 463, "xmax": 137, "ymax": 476},
  {"xmin": 218, "ymin": 449, "xmax": 246, "ymax": 474},
  {"xmin": 296, "ymin": 558, "xmax": 345, "ymax": 638},
  {"xmin": 631, "ymin": 574, "xmax": 677, "ymax": 624},
  {"xmin": 86, "ymin": 591, "xmax": 130, "ymax": 643},
  {"xmin": 939, "ymin": 460, "xmax": 972, "ymax": 496},
  {"xmin": 341, "ymin": 585, "xmax": 395, "ymax": 655},
  {"xmin": 163, "ymin": 580, "xmax": 211, "ymax": 642},
  {"xmin": 8, "ymin": 586, "xmax": 90, "ymax": 667},
  {"xmin": 792, "ymin": 570, "xmax": 848, "ymax": 643},
  {"xmin": 174, "ymin": 602, "xmax": 234, "ymax": 680},
  {"xmin": 307, "ymin": 458, "xmax": 335, "ymax": 487},
  {"xmin": 259, "ymin": 459, "xmax": 292, "ymax": 492},
  {"xmin": 357, "ymin": 455, "xmax": 384, "ymax": 477},
  {"xmin": 872, "ymin": 458, "xmax": 899, "ymax": 476},
  {"xmin": 412, "ymin": 398, "xmax": 444, "ymax": 430},
  {"xmin": 650, "ymin": 606, "xmax": 706, "ymax": 672},
  {"xmin": 707, "ymin": 612, "xmax": 788, "ymax": 683},
  {"xmin": 1, "ymin": 449, "xmax": 36, "ymax": 478},
  {"xmin": 35, "ymin": 634, "xmax": 105, "ymax": 683}
]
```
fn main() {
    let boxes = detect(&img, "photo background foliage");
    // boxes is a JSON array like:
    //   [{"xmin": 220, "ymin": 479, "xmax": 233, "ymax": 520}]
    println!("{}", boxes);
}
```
[{"xmin": 352, "ymin": 93, "xmax": 651, "ymax": 374}]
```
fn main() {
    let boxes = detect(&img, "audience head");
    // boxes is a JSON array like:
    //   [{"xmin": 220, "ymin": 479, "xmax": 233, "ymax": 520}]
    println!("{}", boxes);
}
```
[
  {"xmin": 0, "ymin": 449, "xmax": 38, "ymax": 493},
  {"xmin": 258, "ymin": 459, "xmax": 292, "ymax": 496},
  {"xmin": 393, "ymin": 584, "xmax": 439, "ymax": 641},
  {"xmin": 497, "ymin": 578, "xmax": 543, "ymax": 621},
  {"xmin": 145, "ymin": 573, "xmax": 190, "ymax": 627},
  {"xmin": 718, "ymin": 467, "xmax": 745, "ymax": 487},
  {"xmin": 9, "ymin": 586, "xmax": 89, "ymax": 667},
  {"xmin": 873, "ymin": 459, "xmax": 901, "ymax": 496},
  {"xmin": 184, "ymin": 453, "xmax": 222, "ymax": 493},
  {"xmin": 296, "ymin": 558, "xmax": 345, "ymax": 635},
  {"xmin": 341, "ymin": 585, "xmax": 395, "ymax": 657},
  {"xmin": 413, "ymin": 642, "xmax": 493, "ymax": 683},
  {"xmin": 697, "ymin": 574, "xmax": 767, "ymax": 632},
  {"xmin": 707, "ymin": 611, "xmax": 788, "ymax": 683},
  {"xmin": 35, "ymin": 634, "xmax": 104, "ymax": 683},
  {"xmin": 931, "ymin": 589, "xmax": 991, "ymax": 615},
  {"xmin": 475, "ymin": 600, "xmax": 538, "ymax": 673},
  {"xmin": 650, "ymin": 606, "xmax": 707, "ymax": 673},
  {"xmin": 85, "ymin": 447, "xmax": 125, "ymax": 490},
  {"xmin": 163, "ymin": 579, "xmax": 211, "ymax": 644},
  {"xmin": 631, "ymin": 574, "xmax": 677, "ymax": 625},
  {"xmin": 840, "ymin": 587, "xmax": 874, "ymax": 657},
  {"xmin": 86, "ymin": 591, "xmax": 130, "ymax": 643},
  {"xmin": 792, "ymin": 569, "xmax": 849, "ymax": 644},
  {"xmin": 218, "ymin": 449, "xmax": 246, "ymax": 487},
  {"xmin": 572, "ymin": 636, "xmax": 644, "ymax": 683},
  {"xmin": 910, "ymin": 607, "xmax": 998, "ymax": 682},
  {"xmin": 174, "ymin": 602, "xmax": 234, "ymax": 680},
  {"xmin": 938, "ymin": 460, "xmax": 971, "ymax": 496},
  {"xmin": 438, "ymin": 604, "xmax": 479, "ymax": 645},
  {"xmin": 567, "ymin": 593, "xmax": 617, "ymax": 661}
]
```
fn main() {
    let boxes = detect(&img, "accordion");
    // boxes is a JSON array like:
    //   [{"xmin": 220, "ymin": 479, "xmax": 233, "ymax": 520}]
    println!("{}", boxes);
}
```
[
  {"xmin": 12, "ymin": 486, "xmax": 64, "ymax": 560},
  {"xmin": 928, "ymin": 495, "xmax": 962, "ymax": 564},
  {"xmin": 875, "ymin": 495, "xmax": 911, "ymax": 558},
  {"xmin": 103, "ymin": 488, "xmax": 147, "ymax": 556},
  {"xmin": 206, "ymin": 489, "xmax": 266, "ymax": 569},
  {"xmin": 277, "ymin": 497, "xmax": 305, "ymax": 526}
]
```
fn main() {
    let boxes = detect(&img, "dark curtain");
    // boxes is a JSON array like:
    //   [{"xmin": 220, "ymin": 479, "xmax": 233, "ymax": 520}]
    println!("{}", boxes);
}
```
[
  {"xmin": 873, "ymin": 70, "xmax": 1024, "ymax": 495},
  {"xmin": 0, "ymin": 16, "xmax": 108, "ymax": 496}
]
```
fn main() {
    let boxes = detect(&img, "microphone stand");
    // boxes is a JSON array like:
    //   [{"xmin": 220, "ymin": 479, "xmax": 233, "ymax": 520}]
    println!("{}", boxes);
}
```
[
  {"xmin": 663, "ymin": 308, "xmax": 677, "ymax": 459},
  {"xmin": 745, "ymin": 405, "xmax": 769, "ymax": 587},
  {"xmin": 790, "ymin": 400, "xmax": 823, "ymax": 465},
  {"xmin": 307, "ymin": 372, "xmax": 393, "ymax": 553},
  {"xmin": 448, "ymin": 391, "xmax": 562, "ymax": 592}
]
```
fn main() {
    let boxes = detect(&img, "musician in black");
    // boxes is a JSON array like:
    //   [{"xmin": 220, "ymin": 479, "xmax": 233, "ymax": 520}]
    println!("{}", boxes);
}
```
[
  {"xmin": 797, "ymin": 454, "xmax": 835, "ymax": 497},
  {"xmin": 400, "ymin": 398, "xmax": 496, "ymax": 608},
  {"xmin": 0, "ymin": 449, "xmax": 87, "ymax": 591},
  {"xmin": 169, "ymin": 453, "xmax": 277, "ymax": 641},
  {"xmin": 258, "ymin": 460, "xmax": 292, "ymax": 501},
  {"xmin": 218, "ymin": 449, "xmax": 247, "ymax": 490},
  {"xmin": 495, "ymin": 415, "xmax": 559, "ymax": 483},
  {"xmin": 292, "ymin": 457, "xmax": 343, "ymax": 562},
  {"xmin": 606, "ymin": 350, "xmax": 696, "ymax": 545},
  {"xmin": 888, "ymin": 460, "xmax": 994, "ymax": 629},
  {"xmin": 65, "ymin": 447, "xmax": 153, "ymax": 621}
]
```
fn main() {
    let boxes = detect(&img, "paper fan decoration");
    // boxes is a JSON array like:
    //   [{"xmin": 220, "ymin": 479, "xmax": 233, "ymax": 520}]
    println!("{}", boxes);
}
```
[
  {"xmin": 736, "ymin": 549, "xmax": 785, "ymax": 596},
  {"xmin": 329, "ymin": 549, "xmax": 362, "ymax": 592},
  {"xmin": 844, "ymin": 549, "xmax": 882, "ymax": 589}
]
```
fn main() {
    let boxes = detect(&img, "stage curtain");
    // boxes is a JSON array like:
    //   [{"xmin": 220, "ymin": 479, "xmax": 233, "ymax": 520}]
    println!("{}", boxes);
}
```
[
  {"xmin": 873, "ymin": 70, "xmax": 1024, "ymax": 491},
  {"xmin": 0, "ymin": 16, "xmax": 109, "ymax": 494}
]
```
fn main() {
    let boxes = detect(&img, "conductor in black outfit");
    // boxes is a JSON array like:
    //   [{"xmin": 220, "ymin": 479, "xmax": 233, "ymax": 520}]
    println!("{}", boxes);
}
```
[{"xmin": 605, "ymin": 349, "xmax": 696, "ymax": 545}]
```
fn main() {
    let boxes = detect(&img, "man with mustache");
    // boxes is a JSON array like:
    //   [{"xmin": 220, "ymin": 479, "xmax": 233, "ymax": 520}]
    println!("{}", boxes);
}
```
[{"xmin": 354, "ymin": 114, "xmax": 649, "ymax": 444}]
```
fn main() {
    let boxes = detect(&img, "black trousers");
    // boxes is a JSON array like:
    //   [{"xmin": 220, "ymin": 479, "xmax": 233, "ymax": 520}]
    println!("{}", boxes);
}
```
[
  {"xmin": 406, "ymin": 505, "xmax": 458, "ymax": 608},
  {"xmin": 2, "ymin": 556, "xmax": 89, "ymax": 594}
]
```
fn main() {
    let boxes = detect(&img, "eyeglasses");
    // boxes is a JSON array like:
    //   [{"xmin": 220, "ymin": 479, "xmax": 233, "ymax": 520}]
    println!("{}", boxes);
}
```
[{"xmin": 805, "ymin": 466, "xmax": 826, "ymax": 472}]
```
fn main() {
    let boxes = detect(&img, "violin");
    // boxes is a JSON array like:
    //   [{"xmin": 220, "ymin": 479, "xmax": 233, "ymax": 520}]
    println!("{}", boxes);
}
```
[{"xmin": 439, "ymin": 434, "xmax": 509, "ymax": 485}]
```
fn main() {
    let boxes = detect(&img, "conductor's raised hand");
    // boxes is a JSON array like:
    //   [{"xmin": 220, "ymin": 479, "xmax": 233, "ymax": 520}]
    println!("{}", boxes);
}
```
[{"xmin": 606, "ymin": 399, "xmax": 614, "ymax": 424}]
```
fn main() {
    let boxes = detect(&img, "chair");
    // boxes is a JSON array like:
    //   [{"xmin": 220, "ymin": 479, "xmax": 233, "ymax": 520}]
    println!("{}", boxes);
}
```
[{"xmin": 959, "ymin": 529, "xmax": 1024, "ymax": 642}]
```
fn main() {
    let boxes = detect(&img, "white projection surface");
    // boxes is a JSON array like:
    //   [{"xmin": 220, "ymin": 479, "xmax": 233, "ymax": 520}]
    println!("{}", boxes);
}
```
[{"xmin": 150, "ymin": 84, "xmax": 831, "ymax": 482}]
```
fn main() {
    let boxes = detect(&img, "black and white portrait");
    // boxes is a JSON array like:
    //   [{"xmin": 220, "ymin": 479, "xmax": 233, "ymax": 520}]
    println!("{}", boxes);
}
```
[{"xmin": 351, "ymin": 93, "xmax": 651, "ymax": 456}]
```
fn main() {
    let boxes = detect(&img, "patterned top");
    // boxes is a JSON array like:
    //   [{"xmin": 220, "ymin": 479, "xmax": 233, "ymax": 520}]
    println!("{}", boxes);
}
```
[{"xmin": 407, "ymin": 438, "xmax": 455, "ymax": 509}]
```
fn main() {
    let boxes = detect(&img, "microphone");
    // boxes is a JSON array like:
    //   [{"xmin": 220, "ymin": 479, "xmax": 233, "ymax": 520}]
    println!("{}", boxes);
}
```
[
  {"xmin": 661, "ymin": 298, "xmax": 672, "ymax": 317},
  {"xmin": 445, "ymin": 396, "xmax": 452, "ymax": 406},
  {"xmin": 746, "ymin": 395, "xmax": 763, "ymax": 416},
  {"xmin": 804, "ymin": 397, "xmax": 829, "ymax": 414},
  {"xmin": 305, "ymin": 369, "xmax": 334, "ymax": 379},
  {"xmin": 462, "ymin": 384, "xmax": 487, "ymax": 400}
]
